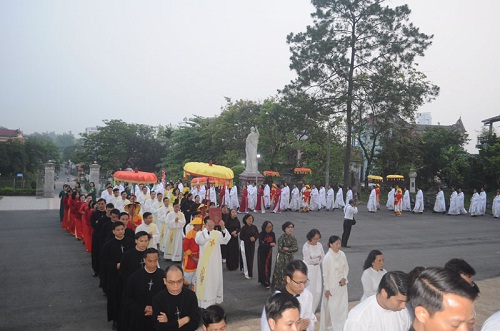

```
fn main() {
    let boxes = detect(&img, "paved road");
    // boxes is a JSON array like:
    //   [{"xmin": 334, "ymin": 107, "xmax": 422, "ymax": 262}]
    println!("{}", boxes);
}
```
[{"xmin": 0, "ymin": 206, "xmax": 499, "ymax": 330}]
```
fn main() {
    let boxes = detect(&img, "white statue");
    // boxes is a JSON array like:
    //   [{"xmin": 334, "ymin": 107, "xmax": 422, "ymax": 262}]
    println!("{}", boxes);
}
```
[{"xmin": 245, "ymin": 126, "xmax": 259, "ymax": 173}]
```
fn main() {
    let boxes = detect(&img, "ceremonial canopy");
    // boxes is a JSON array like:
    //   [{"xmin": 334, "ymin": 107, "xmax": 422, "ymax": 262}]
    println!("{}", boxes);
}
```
[{"xmin": 113, "ymin": 169, "xmax": 158, "ymax": 184}]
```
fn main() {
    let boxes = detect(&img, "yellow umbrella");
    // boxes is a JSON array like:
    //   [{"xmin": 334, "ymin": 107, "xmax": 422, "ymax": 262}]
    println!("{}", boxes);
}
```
[
  {"xmin": 386, "ymin": 175, "xmax": 405, "ymax": 180},
  {"xmin": 183, "ymin": 162, "xmax": 234, "ymax": 180},
  {"xmin": 367, "ymin": 175, "xmax": 383, "ymax": 181}
]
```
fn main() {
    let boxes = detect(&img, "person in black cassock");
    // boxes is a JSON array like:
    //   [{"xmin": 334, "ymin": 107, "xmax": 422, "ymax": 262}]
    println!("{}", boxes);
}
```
[
  {"xmin": 224, "ymin": 208, "xmax": 241, "ymax": 271},
  {"xmin": 122, "ymin": 248, "xmax": 165, "ymax": 331},
  {"xmin": 119, "ymin": 231, "xmax": 151, "ymax": 329},
  {"xmin": 90, "ymin": 198, "xmax": 107, "ymax": 277},
  {"xmin": 101, "ymin": 221, "xmax": 135, "ymax": 330},
  {"xmin": 152, "ymin": 264, "xmax": 201, "ymax": 330},
  {"xmin": 120, "ymin": 231, "xmax": 151, "ymax": 283}
]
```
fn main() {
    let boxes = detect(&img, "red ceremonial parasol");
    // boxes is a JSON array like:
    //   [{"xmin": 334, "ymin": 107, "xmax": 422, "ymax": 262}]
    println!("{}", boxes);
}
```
[
  {"xmin": 113, "ymin": 168, "xmax": 158, "ymax": 184},
  {"xmin": 263, "ymin": 170, "xmax": 280, "ymax": 177},
  {"xmin": 294, "ymin": 167, "xmax": 312, "ymax": 174},
  {"xmin": 191, "ymin": 177, "xmax": 231, "ymax": 187}
]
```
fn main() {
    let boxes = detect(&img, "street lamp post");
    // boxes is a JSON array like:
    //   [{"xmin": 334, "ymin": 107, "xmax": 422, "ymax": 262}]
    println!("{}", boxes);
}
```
[{"xmin": 256, "ymin": 154, "xmax": 260, "ymax": 185}]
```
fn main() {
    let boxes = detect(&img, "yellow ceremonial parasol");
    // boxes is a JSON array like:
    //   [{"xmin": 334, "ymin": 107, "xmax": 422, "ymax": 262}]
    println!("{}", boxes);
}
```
[
  {"xmin": 183, "ymin": 161, "xmax": 234, "ymax": 188},
  {"xmin": 367, "ymin": 175, "xmax": 383, "ymax": 182},
  {"xmin": 386, "ymin": 174, "xmax": 405, "ymax": 181}
]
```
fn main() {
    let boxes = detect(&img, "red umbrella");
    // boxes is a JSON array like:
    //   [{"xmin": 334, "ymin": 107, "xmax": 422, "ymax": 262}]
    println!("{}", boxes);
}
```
[
  {"xmin": 263, "ymin": 170, "xmax": 280, "ymax": 176},
  {"xmin": 294, "ymin": 167, "xmax": 312, "ymax": 174},
  {"xmin": 113, "ymin": 169, "xmax": 158, "ymax": 184}
]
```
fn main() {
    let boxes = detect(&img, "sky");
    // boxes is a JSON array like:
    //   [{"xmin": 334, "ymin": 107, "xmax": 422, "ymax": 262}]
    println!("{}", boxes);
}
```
[{"xmin": 1, "ymin": 0, "xmax": 499, "ymax": 153}]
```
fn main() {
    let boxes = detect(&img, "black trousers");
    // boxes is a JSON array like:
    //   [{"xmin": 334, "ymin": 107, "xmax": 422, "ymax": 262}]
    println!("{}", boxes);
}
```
[{"xmin": 341, "ymin": 219, "xmax": 354, "ymax": 246}]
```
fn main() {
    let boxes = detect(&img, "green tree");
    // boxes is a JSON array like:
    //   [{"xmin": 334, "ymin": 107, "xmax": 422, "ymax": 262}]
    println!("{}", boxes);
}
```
[
  {"xmin": 80, "ymin": 120, "xmax": 164, "ymax": 173},
  {"xmin": 478, "ymin": 132, "xmax": 500, "ymax": 188},
  {"xmin": 285, "ymin": 0, "xmax": 437, "ymax": 187},
  {"xmin": 419, "ymin": 127, "xmax": 468, "ymax": 187}
]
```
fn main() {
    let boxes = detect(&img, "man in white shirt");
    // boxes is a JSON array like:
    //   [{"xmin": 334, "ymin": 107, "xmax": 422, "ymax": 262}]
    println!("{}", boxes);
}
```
[
  {"xmin": 109, "ymin": 188, "xmax": 121, "ymax": 206},
  {"xmin": 261, "ymin": 260, "xmax": 316, "ymax": 331},
  {"xmin": 341, "ymin": 199, "xmax": 358, "ymax": 248},
  {"xmin": 113, "ymin": 181, "xmax": 125, "ymax": 194},
  {"xmin": 344, "ymin": 271, "xmax": 411, "ymax": 331}
]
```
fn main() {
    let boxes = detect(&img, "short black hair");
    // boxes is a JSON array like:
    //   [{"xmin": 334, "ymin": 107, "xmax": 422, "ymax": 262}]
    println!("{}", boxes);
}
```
[
  {"xmin": 143, "ymin": 212, "xmax": 152, "ymax": 219},
  {"xmin": 201, "ymin": 305, "xmax": 226, "ymax": 327},
  {"xmin": 106, "ymin": 203, "xmax": 114, "ymax": 209},
  {"xmin": 135, "ymin": 231, "xmax": 151, "ymax": 240},
  {"xmin": 328, "ymin": 235, "xmax": 341, "ymax": 245},
  {"xmin": 282, "ymin": 221, "xmax": 294, "ymax": 232},
  {"xmin": 444, "ymin": 258, "xmax": 476, "ymax": 277},
  {"xmin": 409, "ymin": 267, "xmax": 478, "ymax": 316},
  {"xmin": 112, "ymin": 221, "xmax": 125, "ymax": 230},
  {"xmin": 143, "ymin": 247, "xmax": 158, "ymax": 259},
  {"xmin": 111, "ymin": 208, "xmax": 120, "ymax": 216},
  {"xmin": 306, "ymin": 229, "xmax": 321, "ymax": 241},
  {"xmin": 363, "ymin": 249, "xmax": 383, "ymax": 270},
  {"xmin": 265, "ymin": 292, "xmax": 300, "ymax": 322},
  {"xmin": 97, "ymin": 198, "xmax": 106, "ymax": 203},
  {"xmin": 119, "ymin": 212, "xmax": 129, "ymax": 219},
  {"xmin": 285, "ymin": 260, "xmax": 308, "ymax": 280},
  {"xmin": 378, "ymin": 271, "xmax": 409, "ymax": 298}
]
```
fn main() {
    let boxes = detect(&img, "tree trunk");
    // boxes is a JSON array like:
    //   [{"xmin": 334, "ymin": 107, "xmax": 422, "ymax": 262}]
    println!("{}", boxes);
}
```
[
  {"xmin": 343, "ymin": 22, "xmax": 357, "ymax": 188},
  {"xmin": 325, "ymin": 126, "xmax": 331, "ymax": 188}
]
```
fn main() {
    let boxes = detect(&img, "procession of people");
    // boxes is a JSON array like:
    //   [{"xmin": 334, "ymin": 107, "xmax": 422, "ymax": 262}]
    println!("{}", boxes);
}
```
[{"xmin": 58, "ymin": 175, "xmax": 498, "ymax": 331}]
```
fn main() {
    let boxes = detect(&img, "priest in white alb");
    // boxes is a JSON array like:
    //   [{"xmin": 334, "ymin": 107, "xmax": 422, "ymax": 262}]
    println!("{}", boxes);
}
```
[
  {"xmin": 163, "ymin": 203, "xmax": 185, "ymax": 261},
  {"xmin": 195, "ymin": 218, "xmax": 230, "ymax": 308}
]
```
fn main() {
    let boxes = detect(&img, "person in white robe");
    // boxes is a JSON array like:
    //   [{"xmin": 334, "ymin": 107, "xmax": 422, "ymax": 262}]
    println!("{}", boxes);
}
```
[
  {"xmin": 135, "ymin": 212, "xmax": 160, "ymax": 248},
  {"xmin": 152, "ymin": 180, "xmax": 164, "ymax": 196},
  {"xmin": 163, "ymin": 203, "xmax": 186, "ymax": 261},
  {"xmin": 209, "ymin": 185, "xmax": 217, "ymax": 206},
  {"xmin": 115, "ymin": 191, "xmax": 130, "ymax": 212},
  {"xmin": 386, "ymin": 186, "xmax": 395, "ymax": 210},
  {"xmin": 320, "ymin": 236, "xmax": 348, "ymax": 331},
  {"xmin": 360, "ymin": 250, "xmax": 386, "ymax": 301},
  {"xmin": 479, "ymin": 188, "xmax": 487, "ymax": 215},
  {"xmin": 413, "ymin": 188, "xmax": 424, "ymax": 213},
  {"xmin": 433, "ymin": 188, "xmax": 446, "ymax": 213},
  {"xmin": 290, "ymin": 185, "xmax": 300, "ymax": 211},
  {"xmin": 195, "ymin": 218, "xmax": 230, "ymax": 308},
  {"xmin": 492, "ymin": 190, "xmax": 500, "ymax": 218},
  {"xmin": 280, "ymin": 185, "xmax": 288, "ymax": 211},
  {"xmin": 260, "ymin": 260, "xmax": 317, "ymax": 331},
  {"xmin": 319, "ymin": 186, "xmax": 327, "ymax": 209},
  {"xmin": 224, "ymin": 186, "xmax": 230, "ymax": 207},
  {"xmin": 101, "ymin": 186, "xmax": 113, "ymax": 203},
  {"xmin": 402, "ymin": 187, "xmax": 411, "ymax": 211},
  {"xmin": 345, "ymin": 188, "xmax": 353, "ymax": 211},
  {"xmin": 177, "ymin": 181, "xmax": 184, "ymax": 192},
  {"xmin": 448, "ymin": 188, "xmax": 460, "ymax": 215},
  {"xmin": 109, "ymin": 189, "xmax": 121, "ymax": 207},
  {"xmin": 303, "ymin": 230, "xmax": 325, "ymax": 313},
  {"xmin": 326, "ymin": 186, "xmax": 335, "ymax": 211},
  {"xmin": 228, "ymin": 185, "xmax": 239, "ymax": 210},
  {"xmin": 300, "ymin": 185, "xmax": 306, "ymax": 209},
  {"xmin": 249, "ymin": 183, "xmax": 257, "ymax": 210},
  {"xmin": 143, "ymin": 191, "xmax": 157, "ymax": 213},
  {"xmin": 282, "ymin": 183, "xmax": 291, "ymax": 210},
  {"xmin": 367, "ymin": 186, "xmax": 378, "ymax": 212},
  {"xmin": 344, "ymin": 271, "xmax": 412, "ymax": 331},
  {"xmin": 113, "ymin": 181, "xmax": 125, "ymax": 194},
  {"xmin": 457, "ymin": 189, "xmax": 467, "ymax": 214},
  {"xmin": 310, "ymin": 185, "xmax": 320, "ymax": 211},
  {"xmin": 334, "ymin": 185, "xmax": 345, "ymax": 209},
  {"xmin": 198, "ymin": 185, "xmax": 206, "ymax": 201},
  {"xmin": 264, "ymin": 184, "xmax": 271, "ymax": 209},
  {"xmin": 191, "ymin": 185, "xmax": 199, "ymax": 198},
  {"xmin": 137, "ymin": 186, "xmax": 150, "ymax": 205},
  {"xmin": 469, "ymin": 189, "xmax": 481, "ymax": 216}
]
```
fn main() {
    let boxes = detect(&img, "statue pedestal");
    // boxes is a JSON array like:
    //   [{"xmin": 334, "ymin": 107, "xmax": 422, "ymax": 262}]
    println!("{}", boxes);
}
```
[{"xmin": 239, "ymin": 171, "xmax": 264, "ymax": 187}]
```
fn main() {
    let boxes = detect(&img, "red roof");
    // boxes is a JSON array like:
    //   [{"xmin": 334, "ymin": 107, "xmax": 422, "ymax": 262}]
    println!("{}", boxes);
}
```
[{"xmin": 0, "ymin": 127, "xmax": 22, "ymax": 137}]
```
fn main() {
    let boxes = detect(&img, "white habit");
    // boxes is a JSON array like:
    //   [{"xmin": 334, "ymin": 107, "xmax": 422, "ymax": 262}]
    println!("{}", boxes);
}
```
[
  {"xmin": 303, "ymin": 242, "xmax": 325, "ymax": 312},
  {"xmin": 360, "ymin": 267, "xmax": 387, "ymax": 301},
  {"xmin": 413, "ymin": 189, "xmax": 424, "ymax": 213},
  {"xmin": 163, "ymin": 211, "xmax": 186, "ymax": 261}
]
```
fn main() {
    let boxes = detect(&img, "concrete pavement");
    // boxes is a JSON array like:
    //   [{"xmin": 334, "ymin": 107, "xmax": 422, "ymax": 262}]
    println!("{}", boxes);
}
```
[{"xmin": 0, "ymin": 196, "xmax": 499, "ymax": 330}]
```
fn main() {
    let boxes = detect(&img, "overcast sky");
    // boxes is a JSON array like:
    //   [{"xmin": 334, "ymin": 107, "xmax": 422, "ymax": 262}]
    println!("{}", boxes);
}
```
[{"xmin": 1, "ymin": 0, "xmax": 499, "ymax": 153}]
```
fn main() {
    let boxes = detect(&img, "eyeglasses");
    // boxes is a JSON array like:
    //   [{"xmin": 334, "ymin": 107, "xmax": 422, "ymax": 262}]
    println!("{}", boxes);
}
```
[
  {"xmin": 166, "ymin": 279, "xmax": 184, "ymax": 286},
  {"xmin": 290, "ymin": 278, "xmax": 309, "ymax": 287}
]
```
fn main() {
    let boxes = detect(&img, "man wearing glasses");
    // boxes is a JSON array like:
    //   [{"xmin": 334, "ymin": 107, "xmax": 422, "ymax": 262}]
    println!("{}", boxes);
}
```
[
  {"xmin": 261, "ymin": 260, "xmax": 316, "ymax": 331},
  {"xmin": 152, "ymin": 264, "xmax": 201, "ymax": 330}
]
